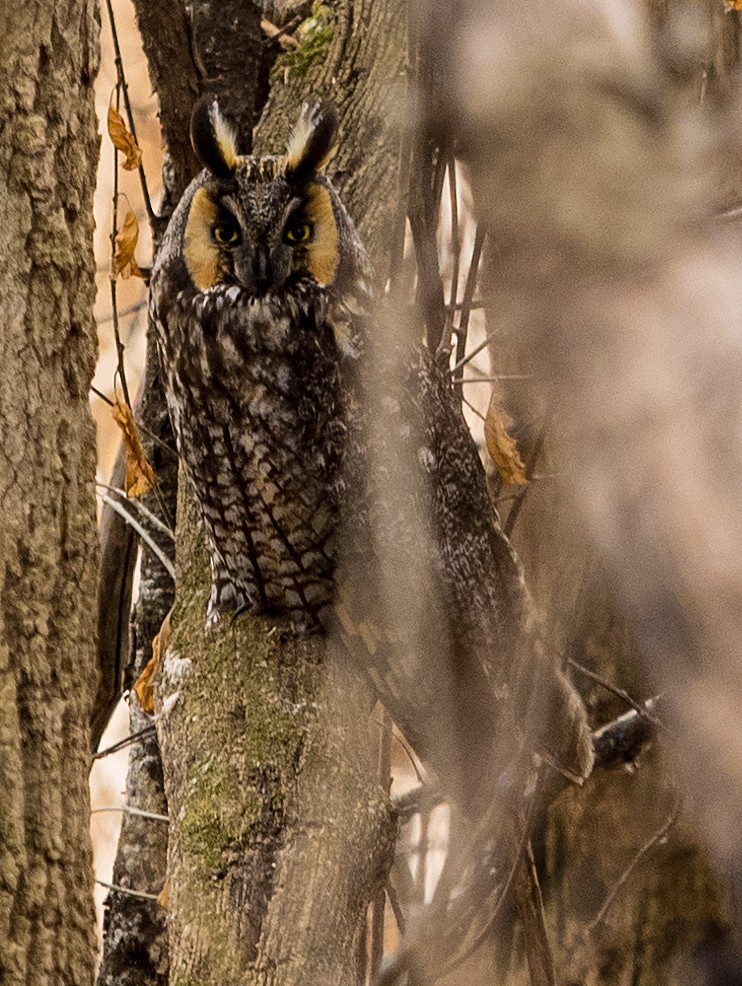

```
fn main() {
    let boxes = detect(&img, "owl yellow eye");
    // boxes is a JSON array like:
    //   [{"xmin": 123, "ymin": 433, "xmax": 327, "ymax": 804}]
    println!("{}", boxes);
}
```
[
  {"xmin": 212, "ymin": 224, "xmax": 241, "ymax": 246},
  {"xmin": 284, "ymin": 223, "xmax": 313, "ymax": 244}
]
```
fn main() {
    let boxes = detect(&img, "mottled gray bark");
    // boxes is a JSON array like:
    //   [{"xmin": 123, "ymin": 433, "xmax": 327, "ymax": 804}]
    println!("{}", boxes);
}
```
[
  {"xmin": 154, "ymin": 2, "xmax": 407, "ymax": 982},
  {"xmin": 95, "ymin": 1, "xmax": 407, "ymax": 983},
  {"xmin": 0, "ymin": 1, "xmax": 101, "ymax": 984}
]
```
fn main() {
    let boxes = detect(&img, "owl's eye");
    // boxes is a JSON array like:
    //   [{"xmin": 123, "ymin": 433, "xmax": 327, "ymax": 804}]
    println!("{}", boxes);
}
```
[
  {"xmin": 283, "ymin": 223, "xmax": 313, "ymax": 244},
  {"xmin": 212, "ymin": 224, "xmax": 241, "ymax": 246}
]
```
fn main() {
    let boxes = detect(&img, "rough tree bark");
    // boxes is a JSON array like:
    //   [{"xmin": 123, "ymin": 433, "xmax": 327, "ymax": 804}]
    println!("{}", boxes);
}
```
[
  {"xmin": 94, "ymin": 1, "xmax": 407, "ymax": 983},
  {"xmin": 0, "ymin": 1, "xmax": 101, "ymax": 984},
  {"xmin": 156, "ymin": 0, "xmax": 408, "ymax": 972}
]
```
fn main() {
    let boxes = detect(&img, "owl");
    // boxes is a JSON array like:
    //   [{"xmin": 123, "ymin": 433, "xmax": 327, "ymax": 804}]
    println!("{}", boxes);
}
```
[
  {"xmin": 150, "ymin": 97, "xmax": 372, "ymax": 631},
  {"xmin": 151, "ymin": 96, "xmax": 593, "ymax": 793}
]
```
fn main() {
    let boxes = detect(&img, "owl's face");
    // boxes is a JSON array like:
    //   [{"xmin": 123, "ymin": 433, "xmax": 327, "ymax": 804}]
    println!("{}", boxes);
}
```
[{"xmin": 182, "ymin": 99, "xmax": 341, "ymax": 299}]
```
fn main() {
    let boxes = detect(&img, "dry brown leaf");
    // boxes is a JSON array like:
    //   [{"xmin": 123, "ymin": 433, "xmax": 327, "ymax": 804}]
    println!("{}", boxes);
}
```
[
  {"xmin": 157, "ymin": 880, "xmax": 169, "ymax": 909},
  {"xmin": 725, "ymin": 1, "xmax": 742, "ymax": 10},
  {"xmin": 134, "ymin": 653, "xmax": 158, "ymax": 714},
  {"xmin": 111, "ymin": 209, "xmax": 143, "ymax": 280},
  {"xmin": 107, "ymin": 105, "xmax": 143, "ymax": 171},
  {"xmin": 484, "ymin": 397, "xmax": 528, "ymax": 486},
  {"xmin": 112, "ymin": 401, "xmax": 156, "ymax": 497},
  {"xmin": 134, "ymin": 610, "xmax": 172, "ymax": 714}
]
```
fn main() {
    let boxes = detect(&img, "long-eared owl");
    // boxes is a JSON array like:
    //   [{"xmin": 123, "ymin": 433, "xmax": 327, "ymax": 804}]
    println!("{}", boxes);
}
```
[
  {"xmin": 151, "ymin": 97, "xmax": 593, "ymax": 791},
  {"xmin": 150, "ymin": 97, "xmax": 371, "ymax": 630}
]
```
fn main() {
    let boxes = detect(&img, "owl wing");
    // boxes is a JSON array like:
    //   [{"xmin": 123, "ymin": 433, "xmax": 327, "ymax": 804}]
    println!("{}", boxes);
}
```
[{"xmin": 331, "ymin": 337, "xmax": 593, "ymax": 802}]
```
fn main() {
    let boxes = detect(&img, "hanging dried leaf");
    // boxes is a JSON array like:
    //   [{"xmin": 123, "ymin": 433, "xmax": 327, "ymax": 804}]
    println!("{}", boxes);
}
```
[
  {"xmin": 134, "ymin": 610, "xmax": 172, "ymax": 714},
  {"xmin": 112, "ymin": 401, "xmax": 156, "ymax": 497},
  {"xmin": 111, "ymin": 209, "xmax": 143, "ymax": 280},
  {"xmin": 134, "ymin": 653, "xmax": 157, "ymax": 714},
  {"xmin": 484, "ymin": 396, "xmax": 528, "ymax": 486},
  {"xmin": 157, "ymin": 881, "xmax": 169, "ymax": 909},
  {"xmin": 107, "ymin": 105, "xmax": 143, "ymax": 171}
]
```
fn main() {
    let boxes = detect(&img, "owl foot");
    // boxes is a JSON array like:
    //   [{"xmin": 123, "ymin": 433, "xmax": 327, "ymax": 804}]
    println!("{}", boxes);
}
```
[{"xmin": 205, "ymin": 579, "xmax": 252, "ymax": 632}]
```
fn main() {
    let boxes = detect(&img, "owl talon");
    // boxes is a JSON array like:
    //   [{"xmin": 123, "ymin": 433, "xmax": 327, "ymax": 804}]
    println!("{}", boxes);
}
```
[{"xmin": 205, "ymin": 580, "xmax": 251, "ymax": 633}]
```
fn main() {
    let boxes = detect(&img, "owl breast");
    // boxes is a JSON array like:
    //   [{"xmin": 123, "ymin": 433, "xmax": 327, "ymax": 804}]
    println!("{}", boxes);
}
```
[
  {"xmin": 151, "ymin": 97, "xmax": 372, "ymax": 629},
  {"xmin": 152, "ymin": 280, "xmax": 347, "ymax": 626}
]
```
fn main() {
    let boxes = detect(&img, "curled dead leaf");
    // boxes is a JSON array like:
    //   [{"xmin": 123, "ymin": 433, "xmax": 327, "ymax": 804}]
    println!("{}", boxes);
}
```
[
  {"xmin": 111, "ymin": 209, "xmax": 143, "ymax": 280},
  {"xmin": 157, "ymin": 881, "xmax": 169, "ymax": 909},
  {"xmin": 112, "ymin": 401, "xmax": 156, "ymax": 497},
  {"xmin": 484, "ymin": 396, "xmax": 528, "ymax": 486},
  {"xmin": 107, "ymin": 105, "xmax": 143, "ymax": 171},
  {"xmin": 134, "ymin": 653, "xmax": 157, "ymax": 715},
  {"xmin": 133, "ymin": 610, "xmax": 172, "ymax": 715}
]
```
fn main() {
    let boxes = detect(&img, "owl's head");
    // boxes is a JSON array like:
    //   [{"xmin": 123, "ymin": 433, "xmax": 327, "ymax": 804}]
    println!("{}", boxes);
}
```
[{"xmin": 183, "ymin": 97, "xmax": 341, "ymax": 297}]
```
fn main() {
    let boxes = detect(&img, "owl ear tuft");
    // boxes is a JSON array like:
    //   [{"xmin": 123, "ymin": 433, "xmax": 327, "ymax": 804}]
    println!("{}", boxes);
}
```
[
  {"xmin": 190, "ymin": 95, "xmax": 239, "ymax": 179},
  {"xmin": 285, "ymin": 101, "xmax": 338, "ymax": 180}
]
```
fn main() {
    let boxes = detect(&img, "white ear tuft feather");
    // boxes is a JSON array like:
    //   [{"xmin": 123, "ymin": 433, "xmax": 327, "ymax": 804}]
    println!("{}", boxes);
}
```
[{"xmin": 285, "ymin": 100, "xmax": 338, "ymax": 178}]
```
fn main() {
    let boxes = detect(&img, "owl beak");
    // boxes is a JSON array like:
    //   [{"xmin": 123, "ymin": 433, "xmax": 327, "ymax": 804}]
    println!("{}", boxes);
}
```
[
  {"xmin": 253, "ymin": 244, "xmax": 271, "ymax": 294},
  {"xmin": 234, "ymin": 244, "xmax": 274, "ymax": 297}
]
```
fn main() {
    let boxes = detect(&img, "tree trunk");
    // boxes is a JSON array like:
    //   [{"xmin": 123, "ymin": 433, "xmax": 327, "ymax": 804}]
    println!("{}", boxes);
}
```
[
  {"xmin": 148, "ymin": 0, "xmax": 407, "ymax": 982},
  {"xmin": 0, "ymin": 1, "xmax": 101, "ymax": 984}
]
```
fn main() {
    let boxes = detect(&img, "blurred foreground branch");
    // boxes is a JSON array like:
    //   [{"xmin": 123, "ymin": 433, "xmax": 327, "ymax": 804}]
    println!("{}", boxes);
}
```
[{"xmin": 445, "ymin": 0, "xmax": 742, "ymax": 905}]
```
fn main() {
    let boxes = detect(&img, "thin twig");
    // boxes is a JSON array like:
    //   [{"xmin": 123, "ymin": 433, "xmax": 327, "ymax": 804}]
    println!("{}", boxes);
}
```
[
  {"xmin": 451, "ymin": 227, "xmax": 486, "ymax": 389},
  {"xmin": 451, "ymin": 374, "xmax": 535, "ymax": 384},
  {"xmin": 108, "ymin": 83, "xmax": 132, "ymax": 412},
  {"xmin": 439, "ymin": 784, "xmax": 541, "ymax": 980},
  {"xmin": 447, "ymin": 300, "xmax": 484, "ymax": 311},
  {"xmin": 96, "ymin": 879, "xmax": 161, "ymax": 902},
  {"xmin": 103, "ymin": 0, "xmax": 157, "ymax": 227},
  {"xmin": 583, "ymin": 796, "xmax": 681, "ymax": 939},
  {"xmin": 97, "ymin": 300, "xmax": 147, "ymax": 325},
  {"xmin": 91, "ymin": 805, "xmax": 169, "ymax": 822},
  {"xmin": 90, "ymin": 386, "xmax": 180, "ymax": 461},
  {"xmin": 569, "ymin": 659, "xmax": 663, "ymax": 726},
  {"xmin": 92, "ymin": 724, "xmax": 157, "ymax": 761},
  {"xmin": 719, "ymin": 202, "xmax": 742, "ymax": 221},
  {"xmin": 387, "ymin": 883, "xmax": 407, "ymax": 936},
  {"xmin": 372, "ymin": 717, "xmax": 425, "ymax": 784},
  {"xmin": 461, "ymin": 395, "xmax": 486, "ymax": 422},
  {"xmin": 446, "ymin": 152, "xmax": 461, "ymax": 331},
  {"xmin": 371, "ymin": 710, "xmax": 393, "ymax": 980},
  {"xmin": 98, "ymin": 493, "xmax": 176, "ymax": 579},
  {"xmin": 97, "ymin": 482, "xmax": 175, "ymax": 541},
  {"xmin": 449, "ymin": 329, "xmax": 500, "ymax": 375},
  {"xmin": 378, "ymin": 773, "xmax": 538, "ymax": 986},
  {"xmin": 391, "ymin": 785, "xmax": 444, "ymax": 822},
  {"xmin": 592, "ymin": 696, "xmax": 662, "ymax": 769}
]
